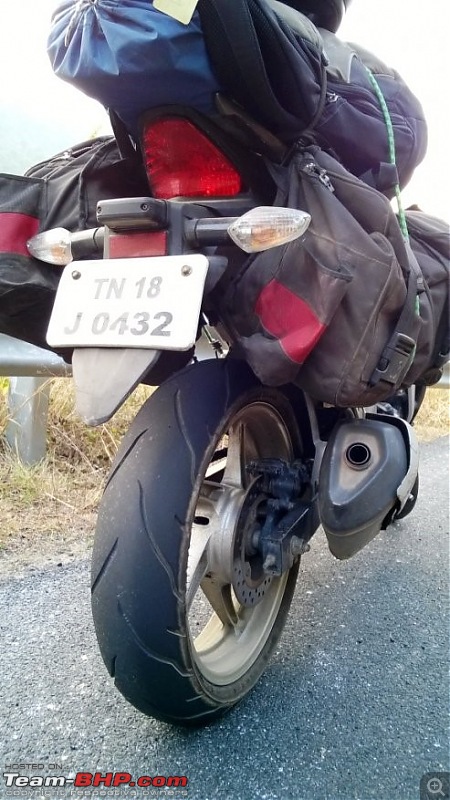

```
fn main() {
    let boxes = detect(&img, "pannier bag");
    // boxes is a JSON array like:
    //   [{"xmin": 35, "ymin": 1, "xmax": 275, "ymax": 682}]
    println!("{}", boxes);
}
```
[
  {"xmin": 0, "ymin": 174, "xmax": 60, "ymax": 352},
  {"xmin": 0, "ymin": 136, "xmax": 148, "ymax": 351},
  {"xmin": 197, "ymin": 0, "xmax": 427, "ymax": 195},
  {"xmin": 402, "ymin": 210, "xmax": 449, "ymax": 387},
  {"xmin": 25, "ymin": 136, "xmax": 149, "ymax": 232},
  {"xmin": 47, "ymin": 0, "xmax": 221, "ymax": 137},
  {"xmin": 219, "ymin": 145, "xmax": 445, "ymax": 408}
]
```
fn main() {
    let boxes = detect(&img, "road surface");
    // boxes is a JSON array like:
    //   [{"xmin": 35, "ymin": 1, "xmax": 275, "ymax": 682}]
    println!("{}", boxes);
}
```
[{"xmin": 0, "ymin": 436, "xmax": 448, "ymax": 800}]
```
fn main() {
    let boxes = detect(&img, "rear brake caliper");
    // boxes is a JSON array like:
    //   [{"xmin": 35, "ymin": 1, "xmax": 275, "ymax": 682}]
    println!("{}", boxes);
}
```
[{"xmin": 245, "ymin": 459, "xmax": 318, "ymax": 578}]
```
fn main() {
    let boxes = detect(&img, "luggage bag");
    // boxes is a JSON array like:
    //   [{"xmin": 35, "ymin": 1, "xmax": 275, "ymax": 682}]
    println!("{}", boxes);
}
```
[
  {"xmin": 47, "ymin": 0, "xmax": 221, "ymax": 138},
  {"xmin": 218, "ymin": 146, "xmax": 449, "ymax": 406},
  {"xmin": 47, "ymin": 0, "xmax": 427, "ymax": 196},
  {"xmin": 197, "ymin": 0, "xmax": 427, "ymax": 195},
  {"xmin": 0, "ymin": 136, "xmax": 148, "ymax": 351}
]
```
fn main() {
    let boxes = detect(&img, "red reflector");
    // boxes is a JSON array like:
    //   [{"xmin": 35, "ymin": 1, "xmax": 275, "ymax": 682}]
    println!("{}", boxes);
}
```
[
  {"xmin": 0, "ymin": 212, "xmax": 39, "ymax": 256},
  {"xmin": 141, "ymin": 118, "xmax": 243, "ymax": 199},
  {"xmin": 108, "ymin": 231, "xmax": 167, "ymax": 259},
  {"xmin": 255, "ymin": 279, "xmax": 326, "ymax": 364}
]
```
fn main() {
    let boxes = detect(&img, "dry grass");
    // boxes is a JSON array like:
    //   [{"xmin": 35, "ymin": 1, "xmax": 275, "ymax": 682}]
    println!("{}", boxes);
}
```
[
  {"xmin": 0, "ymin": 377, "xmax": 152, "ymax": 570},
  {"xmin": 413, "ymin": 386, "xmax": 449, "ymax": 441},
  {"xmin": 0, "ymin": 376, "xmax": 448, "ymax": 572}
]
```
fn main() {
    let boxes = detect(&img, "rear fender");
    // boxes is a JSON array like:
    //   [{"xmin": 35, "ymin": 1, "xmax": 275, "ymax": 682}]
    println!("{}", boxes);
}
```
[
  {"xmin": 72, "ymin": 347, "xmax": 160, "ymax": 425},
  {"xmin": 72, "ymin": 329, "xmax": 224, "ymax": 425}
]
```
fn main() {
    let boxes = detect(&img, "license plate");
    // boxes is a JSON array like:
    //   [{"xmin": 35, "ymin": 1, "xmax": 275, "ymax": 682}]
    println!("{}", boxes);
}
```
[{"xmin": 47, "ymin": 255, "xmax": 209, "ymax": 349}]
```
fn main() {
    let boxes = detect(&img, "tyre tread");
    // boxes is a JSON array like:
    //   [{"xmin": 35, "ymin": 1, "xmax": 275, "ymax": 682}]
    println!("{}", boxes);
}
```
[
  {"xmin": 91, "ymin": 537, "xmax": 118, "ymax": 595},
  {"xmin": 138, "ymin": 481, "xmax": 183, "ymax": 603},
  {"xmin": 103, "ymin": 428, "xmax": 149, "ymax": 491},
  {"xmin": 117, "ymin": 598, "xmax": 194, "ymax": 678}
]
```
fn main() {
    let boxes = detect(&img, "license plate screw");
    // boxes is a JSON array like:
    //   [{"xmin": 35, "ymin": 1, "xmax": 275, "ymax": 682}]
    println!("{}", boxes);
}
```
[
  {"xmin": 71, "ymin": 270, "xmax": 81, "ymax": 280},
  {"xmin": 181, "ymin": 265, "xmax": 192, "ymax": 277}
]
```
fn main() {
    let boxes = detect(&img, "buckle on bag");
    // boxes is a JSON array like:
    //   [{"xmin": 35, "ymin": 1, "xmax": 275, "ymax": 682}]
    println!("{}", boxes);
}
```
[{"xmin": 370, "ymin": 333, "xmax": 416, "ymax": 387}]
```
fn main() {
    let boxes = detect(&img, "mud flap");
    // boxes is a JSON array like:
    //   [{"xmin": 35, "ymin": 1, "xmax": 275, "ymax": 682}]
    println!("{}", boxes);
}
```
[{"xmin": 72, "ymin": 347, "xmax": 160, "ymax": 425}]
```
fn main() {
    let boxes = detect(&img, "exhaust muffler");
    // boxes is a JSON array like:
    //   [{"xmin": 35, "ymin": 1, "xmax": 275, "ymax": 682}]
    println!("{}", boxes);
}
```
[{"xmin": 318, "ymin": 416, "xmax": 418, "ymax": 559}]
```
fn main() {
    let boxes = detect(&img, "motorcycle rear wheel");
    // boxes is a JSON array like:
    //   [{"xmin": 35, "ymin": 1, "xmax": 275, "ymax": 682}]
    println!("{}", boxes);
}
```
[{"xmin": 91, "ymin": 359, "xmax": 303, "ymax": 725}]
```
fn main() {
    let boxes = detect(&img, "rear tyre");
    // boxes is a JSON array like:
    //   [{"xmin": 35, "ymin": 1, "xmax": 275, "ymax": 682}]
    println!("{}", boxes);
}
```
[{"xmin": 91, "ymin": 359, "xmax": 303, "ymax": 725}]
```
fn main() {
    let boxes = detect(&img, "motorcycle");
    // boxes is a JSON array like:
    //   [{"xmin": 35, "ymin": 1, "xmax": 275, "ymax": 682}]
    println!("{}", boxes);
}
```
[{"xmin": 28, "ymin": 103, "xmax": 420, "ymax": 726}]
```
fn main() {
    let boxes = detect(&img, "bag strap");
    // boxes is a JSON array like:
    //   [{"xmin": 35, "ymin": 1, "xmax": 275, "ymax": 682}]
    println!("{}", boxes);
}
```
[
  {"xmin": 108, "ymin": 109, "xmax": 140, "ymax": 161},
  {"xmin": 369, "ymin": 246, "xmax": 421, "ymax": 389},
  {"xmin": 197, "ymin": 0, "xmax": 309, "ymax": 135},
  {"xmin": 198, "ymin": 0, "xmax": 283, "ymax": 120},
  {"xmin": 364, "ymin": 67, "xmax": 409, "ymax": 238},
  {"xmin": 363, "ymin": 67, "xmax": 422, "ymax": 390}
]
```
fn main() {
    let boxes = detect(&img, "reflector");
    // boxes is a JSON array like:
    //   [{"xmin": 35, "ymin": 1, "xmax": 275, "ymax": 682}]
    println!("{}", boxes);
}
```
[
  {"xmin": 227, "ymin": 207, "xmax": 311, "ymax": 252},
  {"xmin": 141, "ymin": 117, "xmax": 243, "ymax": 199}
]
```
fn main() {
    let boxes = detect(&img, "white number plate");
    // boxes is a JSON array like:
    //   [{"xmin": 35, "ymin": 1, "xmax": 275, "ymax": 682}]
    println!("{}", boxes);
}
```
[{"xmin": 47, "ymin": 255, "xmax": 209, "ymax": 350}]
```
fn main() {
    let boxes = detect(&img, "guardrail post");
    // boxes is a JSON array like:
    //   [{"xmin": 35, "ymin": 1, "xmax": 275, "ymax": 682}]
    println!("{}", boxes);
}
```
[
  {"xmin": 5, "ymin": 376, "xmax": 52, "ymax": 464},
  {"xmin": 0, "ymin": 334, "xmax": 71, "ymax": 464}
]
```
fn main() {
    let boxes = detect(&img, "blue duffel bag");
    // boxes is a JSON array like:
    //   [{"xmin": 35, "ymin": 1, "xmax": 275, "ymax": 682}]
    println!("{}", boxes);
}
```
[{"xmin": 47, "ymin": 0, "xmax": 221, "ymax": 137}]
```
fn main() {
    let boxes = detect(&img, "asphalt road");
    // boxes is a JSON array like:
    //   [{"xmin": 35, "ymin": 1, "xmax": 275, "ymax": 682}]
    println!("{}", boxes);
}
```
[{"xmin": 0, "ymin": 436, "xmax": 448, "ymax": 800}]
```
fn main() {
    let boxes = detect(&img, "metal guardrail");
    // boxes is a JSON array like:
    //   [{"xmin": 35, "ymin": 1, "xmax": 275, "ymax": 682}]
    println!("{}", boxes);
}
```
[
  {"xmin": 0, "ymin": 333, "xmax": 448, "ymax": 465},
  {"xmin": 0, "ymin": 334, "xmax": 71, "ymax": 464}
]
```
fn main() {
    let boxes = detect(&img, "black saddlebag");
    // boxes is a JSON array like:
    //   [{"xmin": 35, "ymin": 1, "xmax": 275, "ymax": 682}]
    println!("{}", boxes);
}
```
[
  {"xmin": 218, "ymin": 146, "xmax": 449, "ymax": 407},
  {"xmin": 0, "ymin": 136, "xmax": 148, "ymax": 352},
  {"xmin": 402, "ymin": 209, "xmax": 449, "ymax": 387}
]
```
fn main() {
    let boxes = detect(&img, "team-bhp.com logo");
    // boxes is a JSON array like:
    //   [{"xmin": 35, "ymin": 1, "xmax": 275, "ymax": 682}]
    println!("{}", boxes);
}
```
[{"xmin": 3, "ymin": 771, "xmax": 188, "ymax": 790}]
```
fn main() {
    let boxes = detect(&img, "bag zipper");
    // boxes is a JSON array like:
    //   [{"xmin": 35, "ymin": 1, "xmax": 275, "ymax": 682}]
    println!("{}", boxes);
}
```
[
  {"xmin": 25, "ymin": 138, "xmax": 114, "ymax": 178},
  {"xmin": 301, "ymin": 159, "xmax": 335, "ymax": 192}
]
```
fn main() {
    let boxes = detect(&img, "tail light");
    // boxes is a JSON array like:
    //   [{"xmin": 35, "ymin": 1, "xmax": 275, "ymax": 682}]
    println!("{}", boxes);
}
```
[{"xmin": 140, "ymin": 117, "xmax": 244, "ymax": 199}]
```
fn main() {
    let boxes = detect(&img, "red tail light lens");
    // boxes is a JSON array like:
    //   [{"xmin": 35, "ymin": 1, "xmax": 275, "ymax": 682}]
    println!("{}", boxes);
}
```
[
  {"xmin": 141, "ymin": 117, "xmax": 243, "ymax": 199},
  {"xmin": 108, "ymin": 231, "xmax": 167, "ymax": 258}
]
